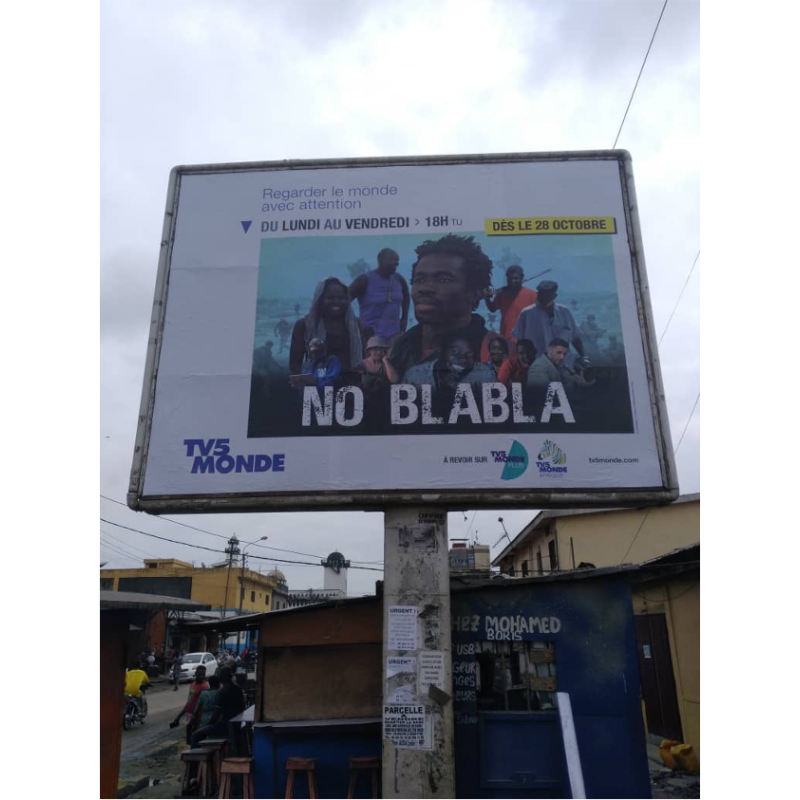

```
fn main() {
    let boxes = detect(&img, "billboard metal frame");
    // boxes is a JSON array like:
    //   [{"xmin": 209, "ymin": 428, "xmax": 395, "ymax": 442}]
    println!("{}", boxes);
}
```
[{"xmin": 128, "ymin": 150, "xmax": 679, "ymax": 514}]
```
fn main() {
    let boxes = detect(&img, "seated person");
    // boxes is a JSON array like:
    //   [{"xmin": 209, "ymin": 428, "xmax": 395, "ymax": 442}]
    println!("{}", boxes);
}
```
[
  {"xmin": 124, "ymin": 663, "xmax": 151, "ymax": 714},
  {"xmin": 355, "ymin": 336, "xmax": 391, "ymax": 393},
  {"xmin": 290, "ymin": 337, "xmax": 341, "ymax": 389},
  {"xmin": 190, "ymin": 667, "xmax": 246, "ymax": 748},
  {"xmin": 404, "ymin": 332, "xmax": 494, "ymax": 390}
]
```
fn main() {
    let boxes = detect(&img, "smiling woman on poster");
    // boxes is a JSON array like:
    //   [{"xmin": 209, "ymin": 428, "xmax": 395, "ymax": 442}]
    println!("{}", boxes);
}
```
[{"xmin": 289, "ymin": 277, "xmax": 365, "ymax": 376}]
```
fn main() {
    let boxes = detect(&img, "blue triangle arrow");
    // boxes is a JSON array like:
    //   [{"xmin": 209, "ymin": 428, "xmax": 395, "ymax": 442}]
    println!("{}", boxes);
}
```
[{"xmin": 241, "ymin": 220, "xmax": 252, "ymax": 233}]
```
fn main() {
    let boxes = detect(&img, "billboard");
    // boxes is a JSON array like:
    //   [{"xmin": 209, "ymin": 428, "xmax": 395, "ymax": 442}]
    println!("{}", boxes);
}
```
[{"xmin": 129, "ymin": 152, "xmax": 677, "ymax": 513}]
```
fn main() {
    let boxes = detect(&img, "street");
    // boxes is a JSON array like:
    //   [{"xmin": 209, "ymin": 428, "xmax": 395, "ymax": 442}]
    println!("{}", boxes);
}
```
[{"xmin": 119, "ymin": 683, "xmax": 190, "ymax": 799}]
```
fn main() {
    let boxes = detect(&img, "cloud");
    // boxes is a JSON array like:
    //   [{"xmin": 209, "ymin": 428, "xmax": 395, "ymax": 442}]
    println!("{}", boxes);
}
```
[{"xmin": 100, "ymin": 0, "xmax": 700, "ymax": 591}]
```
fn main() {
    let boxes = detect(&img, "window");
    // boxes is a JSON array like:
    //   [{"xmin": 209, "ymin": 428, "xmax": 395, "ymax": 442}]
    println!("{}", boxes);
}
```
[
  {"xmin": 536, "ymin": 549, "xmax": 543, "ymax": 575},
  {"xmin": 265, "ymin": 595, "xmax": 270, "ymax": 606},
  {"xmin": 148, "ymin": 563, "xmax": 157, "ymax": 569},
  {"xmin": 548, "ymin": 539, "xmax": 558, "ymax": 572},
  {"xmin": 521, "ymin": 560, "xmax": 529, "ymax": 577},
  {"xmin": 475, "ymin": 641, "xmax": 557, "ymax": 712},
  {"xmin": 508, "ymin": 565, "xmax": 516, "ymax": 577},
  {"xmin": 250, "ymin": 590, "xmax": 256, "ymax": 602}
]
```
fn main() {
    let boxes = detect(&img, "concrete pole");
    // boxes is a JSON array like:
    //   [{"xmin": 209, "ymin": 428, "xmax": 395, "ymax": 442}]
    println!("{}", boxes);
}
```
[{"xmin": 382, "ymin": 508, "xmax": 455, "ymax": 799}]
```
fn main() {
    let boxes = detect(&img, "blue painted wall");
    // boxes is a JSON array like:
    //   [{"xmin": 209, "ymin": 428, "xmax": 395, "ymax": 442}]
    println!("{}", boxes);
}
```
[
  {"xmin": 254, "ymin": 722, "xmax": 381, "ymax": 799},
  {"xmin": 451, "ymin": 574, "xmax": 651, "ymax": 799}
]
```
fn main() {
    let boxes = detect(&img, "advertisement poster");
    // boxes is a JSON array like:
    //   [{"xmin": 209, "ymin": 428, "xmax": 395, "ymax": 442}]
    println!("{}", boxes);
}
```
[
  {"xmin": 387, "ymin": 606, "xmax": 419, "ymax": 651},
  {"xmin": 131, "ymin": 154, "xmax": 676, "ymax": 511},
  {"xmin": 383, "ymin": 704, "xmax": 432, "ymax": 750},
  {"xmin": 418, "ymin": 651, "xmax": 446, "ymax": 692}
]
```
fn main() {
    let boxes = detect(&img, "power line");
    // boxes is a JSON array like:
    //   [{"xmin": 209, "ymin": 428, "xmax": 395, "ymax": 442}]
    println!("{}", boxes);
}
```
[
  {"xmin": 101, "ymin": 526, "xmax": 158, "ymax": 558},
  {"xmin": 674, "ymin": 392, "xmax": 700, "ymax": 453},
  {"xmin": 101, "ymin": 494, "xmax": 330, "ymax": 560},
  {"xmin": 465, "ymin": 510, "xmax": 479, "ymax": 542},
  {"xmin": 100, "ymin": 538, "xmax": 143, "ymax": 563},
  {"xmin": 99, "ymin": 517, "xmax": 383, "ymax": 572},
  {"xmin": 100, "ymin": 534, "xmax": 153, "ymax": 562},
  {"xmin": 612, "ymin": 0, "xmax": 669, "ymax": 149},
  {"xmin": 659, "ymin": 251, "xmax": 700, "ymax": 345},
  {"xmin": 620, "ymin": 508, "xmax": 654, "ymax": 563}
]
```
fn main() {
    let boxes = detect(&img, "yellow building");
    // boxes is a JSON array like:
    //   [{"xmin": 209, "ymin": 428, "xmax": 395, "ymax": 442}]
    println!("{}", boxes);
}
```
[
  {"xmin": 493, "ymin": 493, "xmax": 699, "ymax": 576},
  {"xmin": 632, "ymin": 545, "xmax": 700, "ymax": 763},
  {"xmin": 100, "ymin": 558, "xmax": 279, "ymax": 616}
]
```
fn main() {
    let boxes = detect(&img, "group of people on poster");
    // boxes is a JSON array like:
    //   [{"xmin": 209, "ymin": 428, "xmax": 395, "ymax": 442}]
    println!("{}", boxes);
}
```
[{"xmin": 262, "ymin": 235, "xmax": 611, "ymax": 390}]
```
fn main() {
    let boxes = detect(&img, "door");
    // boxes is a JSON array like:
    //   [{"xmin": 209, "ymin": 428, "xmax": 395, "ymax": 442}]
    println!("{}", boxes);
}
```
[{"xmin": 634, "ymin": 614, "xmax": 683, "ymax": 741}]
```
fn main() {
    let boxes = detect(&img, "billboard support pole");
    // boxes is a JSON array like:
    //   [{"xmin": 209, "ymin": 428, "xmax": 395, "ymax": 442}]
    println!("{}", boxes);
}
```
[{"xmin": 382, "ymin": 507, "xmax": 455, "ymax": 798}]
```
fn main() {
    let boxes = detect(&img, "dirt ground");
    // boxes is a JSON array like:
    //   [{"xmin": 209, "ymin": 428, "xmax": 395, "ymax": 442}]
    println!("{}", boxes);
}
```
[
  {"xmin": 650, "ymin": 767, "xmax": 701, "ymax": 799},
  {"xmin": 118, "ymin": 684, "xmax": 700, "ymax": 799}
]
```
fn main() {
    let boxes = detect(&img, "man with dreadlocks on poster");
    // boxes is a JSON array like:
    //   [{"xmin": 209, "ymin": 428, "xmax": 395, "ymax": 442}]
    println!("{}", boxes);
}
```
[
  {"xmin": 289, "ymin": 277, "xmax": 365, "ymax": 381},
  {"xmin": 385, "ymin": 234, "xmax": 494, "ymax": 383}
]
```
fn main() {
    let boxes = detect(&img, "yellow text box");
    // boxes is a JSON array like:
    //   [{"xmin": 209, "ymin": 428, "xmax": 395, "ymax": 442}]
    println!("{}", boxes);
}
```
[{"xmin": 484, "ymin": 216, "xmax": 617, "ymax": 236}]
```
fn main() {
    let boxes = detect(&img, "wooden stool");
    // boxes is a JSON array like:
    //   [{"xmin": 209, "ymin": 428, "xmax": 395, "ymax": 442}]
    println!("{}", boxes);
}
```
[
  {"xmin": 285, "ymin": 757, "xmax": 318, "ymax": 799},
  {"xmin": 347, "ymin": 756, "xmax": 380, "ymax": 799},
  {"xmin": 219, "ymin": 757, "xmax": 254, "ymax": 799},
  {"xmin": 198, "ymin": 738, "xmax": 228, "ymax": 793},
  {"xmin": 180, "ymin": 748, "xmax": 213, "ymax": 797}
]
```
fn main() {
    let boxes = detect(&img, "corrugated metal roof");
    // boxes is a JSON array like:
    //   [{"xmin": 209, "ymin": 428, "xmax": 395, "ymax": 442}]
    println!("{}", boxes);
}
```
[
  {"xmin": 183, "ymin": 594, "xmax": 380, "ymax": 631},
  {"xmin": 100, "ymin": 590, "xmax": 212, "ymax": 612},
  {"xmin": 492, "ymin": 492, "xmax": 700, "ymax": 565}
]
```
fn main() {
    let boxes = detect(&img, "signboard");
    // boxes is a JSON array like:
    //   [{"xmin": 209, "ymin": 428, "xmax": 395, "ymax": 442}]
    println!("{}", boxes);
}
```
[
  {"xmin": 129, "ymin": 152, "xmax": 677, "ymax": 513},
  {"xmin": 387, "ymin": 605, "xmax": 419, "ymax": 651},
  {"xmin": 383, "ymin": 703, "xmax": 432, "ymax": 750}
]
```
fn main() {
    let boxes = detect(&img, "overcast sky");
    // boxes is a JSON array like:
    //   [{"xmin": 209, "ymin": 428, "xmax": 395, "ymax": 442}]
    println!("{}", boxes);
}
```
[{"xmin": 100, "ymin": 0, "xmax": 699, "ymax": 596}]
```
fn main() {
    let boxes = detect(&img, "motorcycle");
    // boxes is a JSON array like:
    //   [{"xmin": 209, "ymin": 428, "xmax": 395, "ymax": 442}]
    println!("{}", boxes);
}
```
[{"xmin": 123, "ymin": 685, "xmax": 149, "ymax": 730}]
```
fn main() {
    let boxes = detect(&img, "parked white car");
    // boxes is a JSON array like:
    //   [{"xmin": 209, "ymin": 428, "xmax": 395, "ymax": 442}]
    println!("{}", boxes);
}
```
[{"xmin": 179, "ymin": 652, "xmax": 218, "ymax": 682}]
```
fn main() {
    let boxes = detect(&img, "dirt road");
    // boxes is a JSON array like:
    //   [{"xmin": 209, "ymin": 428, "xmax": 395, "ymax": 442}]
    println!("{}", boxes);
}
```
[{"xmin": 118, "ymin": 684, "xmax": 192, "ymax": 798}]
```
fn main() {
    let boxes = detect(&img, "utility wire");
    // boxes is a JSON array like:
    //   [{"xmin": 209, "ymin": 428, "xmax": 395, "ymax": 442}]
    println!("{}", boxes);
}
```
[
  {"xmin": 620, "ymin": 509, "xmax": 654, "ymax": 563},
  {"xmin": 619, "ymin": 390, "xmax": 699, "ymax": 562},
  {"xmin": 101, "ymin": 494, "xmax": 329, "ymax": 560},
  {"xmin": 100, "ymin": 534, "xmax": 153, "ymax": 562},
  {"xmin": 465, "ymin": 510, "xmax": 479, "ymax": 541},
  {"xmin": 101, "ymin": 526, "xmax": 158, "ymax": 558},
  {"xmin": 674, "ymin": 393, "xmax": 700, "ymax": 454},
  {"xmin": 100, "ymin": 538, "xmax": 144, "ymax": 563},
  {"xmin": 659, "ymin": 251, "xmax": 700, "ymax": 345},
  {"xmin": 99, "ymin": 517, "xmax": 383, "ymax": 572},
  {"xmin": 612, "ymin": 0, "xmax": 669, "ymax": 148}
]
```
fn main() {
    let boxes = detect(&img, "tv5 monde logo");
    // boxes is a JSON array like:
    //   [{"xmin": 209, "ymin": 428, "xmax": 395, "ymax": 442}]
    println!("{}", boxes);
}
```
[
  {"xmin": 491, "ymin": 441, "xmax": 529, "ymax": 481},
  {"xmin": 535, "ymin": 440, "xmax": 567, "ymax": 474}
]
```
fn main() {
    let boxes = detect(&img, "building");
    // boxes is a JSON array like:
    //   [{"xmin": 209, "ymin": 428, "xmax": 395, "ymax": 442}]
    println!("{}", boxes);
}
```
[
  {"xmin": 492, "ymin": 496, "xmax": 700, "ymax": 769},
  {"xmin": 100, "ymin": 591, "xmax": 210, "ymax": 798},
  {"xmin": 631, "ymin": 544, "xmax": 700, "ymax": 762},
  {"xmin": 288, "ymin": 550, "xmax": 350, "ymax": 607},
  {"xmin": 185, "ymin": 568, "xmax": 653, "ymax": 798},
  {"xmin": 267, "ymin": 568, "xmax": 290, "ymax": 610},
  {"xmin": 449, "ymin": 542, "xmax": 491, "ymax": 576},
  {"xmin": 493, "ymin": 493, "xmax": 699, "ymax": 576},
  {"xmin": 100, "ymin": 557, "xmax": 280, "ymax": 618}
]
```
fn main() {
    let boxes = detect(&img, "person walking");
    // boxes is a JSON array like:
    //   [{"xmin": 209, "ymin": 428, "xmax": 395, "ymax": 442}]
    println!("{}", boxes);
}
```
[
  {"xmin": 170, "ymin": 651, "xmax": 183, "ymax": 691},
  {"xmin": 170, "ymin": 665, "xmax": 209, "ymax": 744}
]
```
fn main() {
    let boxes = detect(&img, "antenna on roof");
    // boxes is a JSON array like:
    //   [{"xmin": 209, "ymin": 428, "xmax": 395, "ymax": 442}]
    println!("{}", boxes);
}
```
[{"xmin": 493, "ymin": 517, "xmax": 512, "ymax": 549}]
